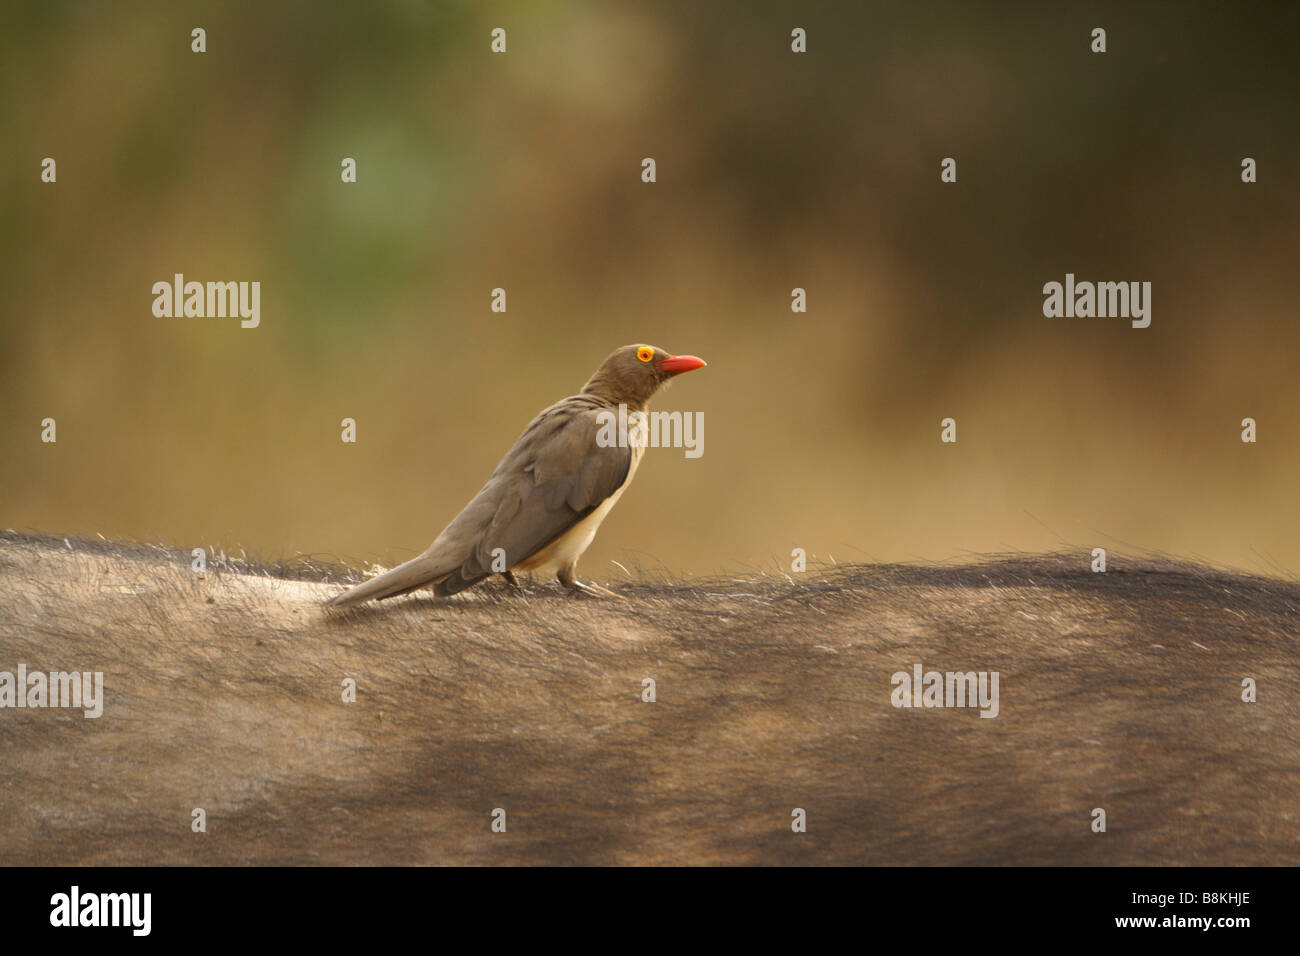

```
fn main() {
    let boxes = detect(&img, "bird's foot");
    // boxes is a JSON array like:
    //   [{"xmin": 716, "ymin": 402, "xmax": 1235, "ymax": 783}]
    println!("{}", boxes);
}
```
[{"xmin": 561, "ymin": 579, "xmax": 627, "ymax": 600}]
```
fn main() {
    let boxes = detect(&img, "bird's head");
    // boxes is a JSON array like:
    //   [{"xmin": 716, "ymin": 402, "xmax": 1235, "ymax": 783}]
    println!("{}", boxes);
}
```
[{"xmin": 581, "ymin": 344, "xmax": 707, "ymax": 406}]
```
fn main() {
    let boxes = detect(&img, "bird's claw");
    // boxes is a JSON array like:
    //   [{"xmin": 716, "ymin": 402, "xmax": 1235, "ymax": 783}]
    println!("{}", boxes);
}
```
[{"xmin": 565, "ymin": 580, "xmax": 627, "ymax": 600}]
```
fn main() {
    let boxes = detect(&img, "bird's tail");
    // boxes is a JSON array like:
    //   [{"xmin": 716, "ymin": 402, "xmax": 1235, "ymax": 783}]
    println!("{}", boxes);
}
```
[{"xmin": 324, "ymin": 554, "xmax": 451, "ymax": 609}]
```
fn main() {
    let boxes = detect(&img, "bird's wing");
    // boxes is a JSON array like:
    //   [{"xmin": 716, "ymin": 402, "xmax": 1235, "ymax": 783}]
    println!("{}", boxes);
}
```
[
  {"xmin": 446, "ymin": 399, "xmax": 632, "ymax": 585},
  {"xmin": 326, "ymin": 398, "xmax": 631, "ymax": 608}
]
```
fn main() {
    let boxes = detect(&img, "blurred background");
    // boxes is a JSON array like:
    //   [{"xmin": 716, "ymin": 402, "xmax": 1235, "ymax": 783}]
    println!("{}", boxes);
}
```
[{"xmin": 2, "ymin": 1, "xmax": 1297, "ymax": 578}]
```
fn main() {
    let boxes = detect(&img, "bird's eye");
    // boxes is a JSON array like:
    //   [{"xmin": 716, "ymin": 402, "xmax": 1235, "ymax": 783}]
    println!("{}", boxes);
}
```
[{"xmin": 636, "ymin": 346, "xmax": 655, "ymax": 363}]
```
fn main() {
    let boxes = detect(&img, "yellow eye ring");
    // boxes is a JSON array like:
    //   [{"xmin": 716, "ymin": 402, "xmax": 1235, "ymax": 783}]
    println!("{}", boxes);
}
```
[{"xmin": 636, "ymin": 346, "xmax": 655, "ymax": 363}]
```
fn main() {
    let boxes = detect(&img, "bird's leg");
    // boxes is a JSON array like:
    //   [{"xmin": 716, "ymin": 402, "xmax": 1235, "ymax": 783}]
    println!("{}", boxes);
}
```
[
  {"xmin": 502, "ymin": 570, "xmax": 523, "ymax": 591},
  {"xmin": 557, "ymin": 566, "xmax": 626, "ymax": 600}
]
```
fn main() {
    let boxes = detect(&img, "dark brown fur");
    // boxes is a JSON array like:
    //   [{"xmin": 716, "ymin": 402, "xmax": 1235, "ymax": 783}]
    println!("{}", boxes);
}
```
[{"xmin": 0, "ymin": 530, "xmax": 1296, "ymax": 865}]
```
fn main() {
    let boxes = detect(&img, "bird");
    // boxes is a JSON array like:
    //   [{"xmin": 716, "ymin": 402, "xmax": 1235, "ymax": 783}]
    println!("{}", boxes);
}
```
[{"xmin": 325, "ymin": 344, "xmax": 707, "ymax": 608}]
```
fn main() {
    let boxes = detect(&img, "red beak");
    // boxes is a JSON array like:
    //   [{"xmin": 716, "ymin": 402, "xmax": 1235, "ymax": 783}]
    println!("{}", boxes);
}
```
[{"xmin": 660, "ymin": 354, "xmax": 707, "ymax": 375}]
